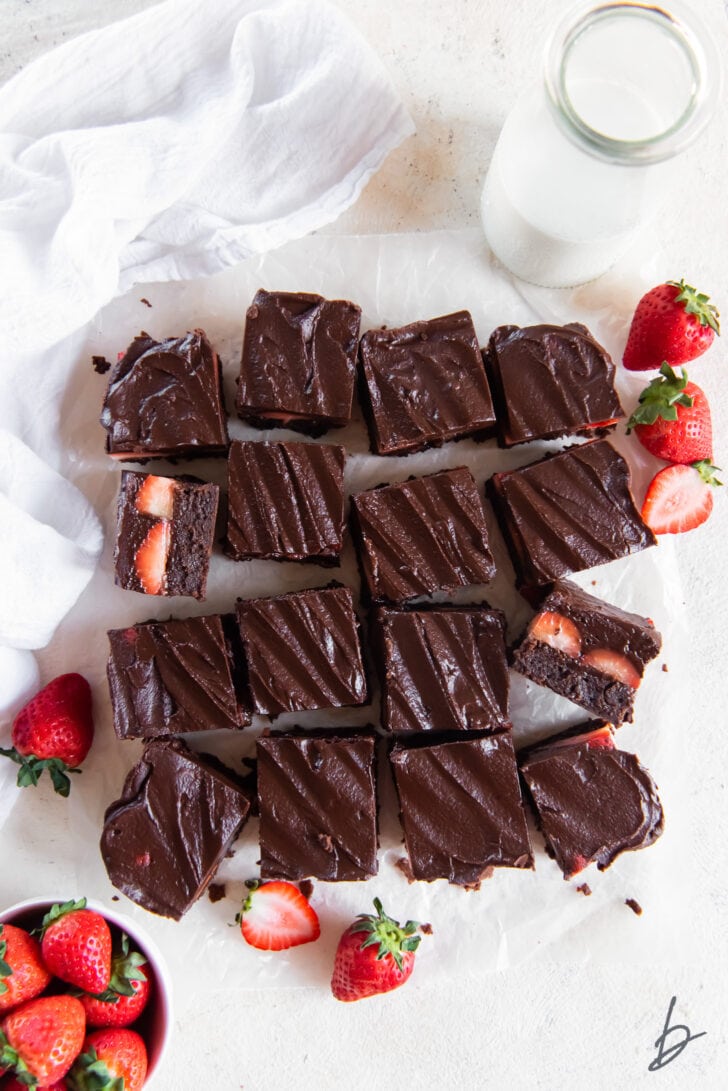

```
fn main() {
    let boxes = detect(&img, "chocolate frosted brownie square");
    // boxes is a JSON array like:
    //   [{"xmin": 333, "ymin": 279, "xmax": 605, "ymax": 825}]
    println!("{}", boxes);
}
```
[
  {"xmin": 101, "ymin": 329, "xmax": 228, "ymax": 460},
  {"xmin": 351, "ymin": 467, "xmax": 496, "ymax": 604},
  {"xmin": 519, "ymin": 722, "xmax": 664, "ymax": 879},
  {"xmin": 257, "ymin": 730, "xmax": 378, "ymax": 882},
  {"xmin": 511, "ymin": 579, "xmax": 662, "ymax": 724},
  {"xmin": 484, "ymin": 322, "xmax": 624, "ymax": 447},
  {"xmin": 225, "ymin": 440, "xmax": 345, "ymax": 563},
  {"xmin": 236, "ymin": 584, "xmax": 368, "ymax": 716},
  {"xmin": 390, "ymin": 732, "xmax": 533, "ymax": 886},
  {"xmin": 236, "ymin": 290, "xmax": 361, "ymax": 433},
  {"xmin": 100, "ymin": 738, "xmax": 252, "ymax": 919},
  {"xmin": 487, "ymin": 439, "xmax": 655, "ymax": 591},
  {"xmin": 114, "ymin": 471, "xmax": 219, "ymax": 600},
  {"xmin": 107, "ymin": 614, "xmax": 249, "ymax": 739},
  {"xmin": 371, "ymin": 604, "xmax": 510, "ymax": 733},
  {"xmin": 358, "ymin": 310, "xmax": 496, "ymax": 455}
]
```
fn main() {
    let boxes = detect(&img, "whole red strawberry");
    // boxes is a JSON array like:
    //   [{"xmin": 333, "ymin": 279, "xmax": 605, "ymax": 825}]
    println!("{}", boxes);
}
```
[
  {"xmin": 0, "ymin": 924, "xmax": 52, "ymax": 1015},
  {"xmin": 623, "ymin": 279, "xmax": 720, "ymax": 371},
  {"xmin": 68, "ymin": 1028, "xmax": 147, "ymax": 1091},
  {"xmin": 0, "ymin": 995, "xmax": 85, "ymax": 1086},
  {"xmin": 331, "ymin": 898, "xmax": 426, "ymax": 1002},
  {"xmin": 0, "ymin": 674, "xmax": 94, "ymax": 797},
  {"xmin": 626, "ymin": 363, "xmax": 712, "ymax": 464},
  {"xmin": 78, "ymin": 935, "xmax": 150, "ymax": 1029},
  {"xmin": 40, "ymin": 901, "xmax": 111, "ymax": 996}
]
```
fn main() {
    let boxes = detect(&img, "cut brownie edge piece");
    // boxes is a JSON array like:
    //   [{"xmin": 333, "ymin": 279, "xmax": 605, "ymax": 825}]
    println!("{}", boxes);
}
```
[
  {"xmin": 519, "ymin": 724, "xmax": 664, "ymax": 879},
  {"xmin": 257, "ymin": 729, "xmax": 378, "ymax": 882},
  {"xmin": 511, "ymin": 579, "xmax": 662, "ymax": 724},
  {"xmin": 100, "ymin": 738, "xmax": 252, "ymax": 919}
]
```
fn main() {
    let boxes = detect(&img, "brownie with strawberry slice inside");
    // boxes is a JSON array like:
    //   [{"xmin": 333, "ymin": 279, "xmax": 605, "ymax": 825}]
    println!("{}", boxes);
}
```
[
  {"xmin": 484, "ymin": 322, "xmax": 624, "ymax": 447},
  {"xmin": 236, "ymin": 290, "xmax": 362, "ymax": 434},
  {"xmin": 389, "ymin": 731, "xmax": 533, "ymax": 886},
  {"xmin": 236, "ymin": 584, "xmax": 368, "ymax": 716},
  {"xmin": 518, "ymin": 721, "xmax": 664, "ymax": 879},
  {"xmin": 511, "ymin": 579, "xmax": 661, "ymax": 724},
  {"xmin": 358, "ymin": 310, "xmax": 496, "ymax": 455},
  {"xmin": 106, "ymin": 614, "xmax": 250, "ymax": 739},
  {"xmin": 257, "ymin": 730, "xmax": 378, "ymax": 882},
  {"xmin": 100, "ymin": 738, "xmax": 252, "ymax": 919},
  {"xmin": 487, "ymin": 438, "xmax": 656, "ymax": 594},
  {"xmin": 101, "ymin": 329, "xmax": 228, "ymax": 459},
  {"xmin": 371, "ymin": 603, "xmax": 510, "ymax": 734},
  {"xmin": 225, "ymin": 439, "xmax": 346, "ymax": 563},
  {"xmin": 114, "ymin": 470, "xmax": 219, "ymax": 600}
]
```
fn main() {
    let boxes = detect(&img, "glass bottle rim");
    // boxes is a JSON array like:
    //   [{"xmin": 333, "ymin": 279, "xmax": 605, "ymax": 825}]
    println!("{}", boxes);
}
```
[{"xmin": 544, "ymin": 1, "xmax": 722, "ymax": 166}]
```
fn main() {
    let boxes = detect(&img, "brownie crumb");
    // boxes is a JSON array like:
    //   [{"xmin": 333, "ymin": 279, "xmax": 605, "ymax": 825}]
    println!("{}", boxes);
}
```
[
  {"xmin": 208, "ymin": 883, "xmax": 226, "ymax": 904},
  {"xmin": 420, "ymin": 922, "xmax": 433, "ymax": 935},
  {"xmin": 662, "ymin": 663, "xmax": 669, "ymax": 673},
  {"xmin": 625, "ymin": 897, "xmax": 643, "ymax": 916},
  {"xmin": 92, "ymin": 354, "xmax": 111, "ymax": 374},
  {"xmin": 111, "ymin": 895, "xmax": 120, "ymax": 902},
  {"xmin": 576, "ymin": 883, "xmax": 592, "ymax": 897},
  {"xmin": 140, "ymin": 297, "xmax": 152, "ymax": 308},
  {"xmin": 298, "ymin": 879, "xmax": 314, "ymax": 900}
]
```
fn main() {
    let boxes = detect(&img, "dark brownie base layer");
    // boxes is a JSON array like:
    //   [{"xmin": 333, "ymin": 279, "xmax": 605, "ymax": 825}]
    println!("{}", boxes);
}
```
[
  {"xmin": 371, "ymin": 603, "xmax": 510, "ymax": 733},
  {"xmin": 390, "ymin": 731, "xmax": 533, "ymax": 886},
  {"xmin": 257, "ymin": 730, "xmax": 378, "ymax": 882},
  {"xmin": 107, "ymin": 614, "xmax": 249, "ymax": 739},
  {"xmin": 100, "ymin": 738, "xmax": 251, "ymax": 919},
  {"xmin": 519, "ymin": 722, "xmax": 664, "ymax": 879},
  {"xmin": 101, "ymin": 329, "xmax": 229, "ymax": 460},
  {"xmin": 511, "ymin": 579, "xmax": 662, "ymax": 724}
]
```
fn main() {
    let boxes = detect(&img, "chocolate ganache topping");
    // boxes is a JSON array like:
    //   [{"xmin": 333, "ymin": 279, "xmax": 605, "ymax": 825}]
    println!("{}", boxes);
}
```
[
  {"xmin": 101, "ymin": 330, "xmax": 228, "ymax": 459},
  {"xmin": 390, "ymin": 732, "xmax": 533, "ymax": 886},
  {"xmin": 225, "ymin": 440, "xmax": 345, "ymax": 562},
  {"xmin": 372, "ymin": 604, "xmax": 510, "ymax": 733},
  {"xmin": 236, "ymin": 584, "xmax": 369, "ymax": 716},
  {"xmin": 359, "ymin": 310, "xmax": 496, "ymax": 455},
  {"xmin": 351, "ymin": 467, "xmax": 496, "ymax": 604},
  {"xmin": 520, "ymin": 728, "xmax": 664, "ymax": 879},
  {"xmin": 485, "ymin": 322, "xmax": 624, "ymax": 447},
  {"xmin": 257, "ymin": 731, "xmax": 378, "ymax": 881},
  {"xmin": 107, "ymin": 615, "xmax": 249, "ymax": 739},
  {"xmin": 488, "ymin": 439, "xmax": 656, "ymax": 589},
  {"xmin": 100, "ymin": 738, "xmax": 251, "ymax": 919}
]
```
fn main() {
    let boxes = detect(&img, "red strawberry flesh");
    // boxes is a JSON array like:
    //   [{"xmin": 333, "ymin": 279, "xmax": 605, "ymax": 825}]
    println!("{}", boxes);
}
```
[
  {"xmin": 134, "ymin": 475, "xmax": 176, "ymax": 520},
  {"xmin": 528, "ymin": 612, "xmax": 581, "ymax": 657},
  {"xmin": 133, "ymin": 521, "xmax": 170, "ymax": 594},
  {"xmin": 641, "ymin": 462, "xmax": 719, "ymax": 535},
  {"xmin": 237, "ymin": 881, "xmax": 320, "ymax": 951},
  {"xmin": 582, "ymin": 649, "xmax": 640, "ymax": 688}
]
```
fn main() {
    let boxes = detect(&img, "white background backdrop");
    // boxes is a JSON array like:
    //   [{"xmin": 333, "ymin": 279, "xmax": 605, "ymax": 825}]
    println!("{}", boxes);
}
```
[{"xmin": 2, "ymin": 1, "xmax": 727, "ymax": 1088}]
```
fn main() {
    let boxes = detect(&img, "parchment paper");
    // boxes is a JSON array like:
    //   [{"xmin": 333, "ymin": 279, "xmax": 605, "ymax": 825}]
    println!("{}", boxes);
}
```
[{"xmin": 4, "ymin": 229, "xmax": 693, "ymax": 1001}]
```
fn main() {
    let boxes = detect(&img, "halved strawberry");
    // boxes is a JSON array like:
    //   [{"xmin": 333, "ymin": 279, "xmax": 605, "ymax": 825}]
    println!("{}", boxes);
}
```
[
  {"xmin": 548, "ymin": 724, "xmax": 616, "ymax": 752},
  {"xmin": 582, "ymin": 649, "xmax": 640, "ymax": 688},
  {"xmin": 236, "ymin": 881, "xmax": 320, "ymax": 951},
  {"xmin": 641, "ymin": 460, "xmax": 721, "ymax": 535},
  {"xmin": 528, "ymin": 612, "xmax": 581, "ymax": 657},
  {"xmin": 134, "ymin": 475, "xmax": 175, "ymax": 520},
  {"xmin": 133, "ymin": 522, "xmax": 170, "ymax": 595}
]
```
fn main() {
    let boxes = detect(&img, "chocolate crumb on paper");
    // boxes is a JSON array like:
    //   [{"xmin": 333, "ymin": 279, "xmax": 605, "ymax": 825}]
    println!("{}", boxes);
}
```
[
  {"xmin": 140, "ymin": 297, "xmax": 152, "ymax": 308},
  {"xmin": 208, "ymin": 883, "xmax": 226, "ymax": 904},
  {"xmin": 92, "ymin": 354, "xmax": 111, "ymax": 374},
  {"xmin": 625, "ymin": 897, "xmax": 643, "ymax": 916},
  {"xmin": 298, "ymin": 879, "xmax": 314, "ymax": 900},
  {"xmin": 662, "ymin": 663, "xmax": 669, "ymax": 673},
  {"xmin": 576, "ymin": 883, "xmax": 592, "ymax": 896}
]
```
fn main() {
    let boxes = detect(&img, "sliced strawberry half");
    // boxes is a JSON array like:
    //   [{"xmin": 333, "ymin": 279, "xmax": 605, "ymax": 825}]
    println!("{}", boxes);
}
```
[
  {"xmin": 134, "ymin": 475, "xmax": 176, "ymax": 519},
  {"xmin": 133, "ymin": 521, "xmax": 170, "ymax": 594},
  {"xmin": 548, "ymin": 724, "xmax": 616, "ymax": 751},
  {"xmin": 236, "ymin": 880, "xmax": 320, "ymax": 951},
  {"xmin": 641, "ymin": 460, "xmax": 721, "ymax": 535},
  {"xmin": 582, "ymin": 649, "xmax": 640, "ymax": 688},
  {"xmin": 528, "ymin": 611, "xmax": 581, "ymax": 657}
]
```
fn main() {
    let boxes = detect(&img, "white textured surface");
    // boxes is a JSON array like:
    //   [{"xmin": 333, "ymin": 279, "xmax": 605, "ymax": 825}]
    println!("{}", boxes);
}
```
[{"xmin": 2, "ymin": 2, "xmax": 728, "ymax": 1088}]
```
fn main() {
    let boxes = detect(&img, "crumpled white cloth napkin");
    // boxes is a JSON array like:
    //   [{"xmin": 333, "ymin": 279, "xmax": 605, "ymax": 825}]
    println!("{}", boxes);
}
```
[{"xmin": 0, "ymin": 0, "xmax": 414, "ymax": 719}]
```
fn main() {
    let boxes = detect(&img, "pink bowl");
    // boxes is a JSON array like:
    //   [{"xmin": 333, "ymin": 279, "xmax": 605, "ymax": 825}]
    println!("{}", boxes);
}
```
[{"xmin": 0, "ymin": 896, "xmax": 173, "ymax": 1088}]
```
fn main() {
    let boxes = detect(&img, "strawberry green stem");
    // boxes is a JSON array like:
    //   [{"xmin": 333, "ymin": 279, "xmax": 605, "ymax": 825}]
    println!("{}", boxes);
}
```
[
  {"xmin": 668, "ymin": 279, "xmax": 720, "ymax": 334},
  {"xmin": 349, "ymin": 898, "xmax": 422, "ymax": 971}
]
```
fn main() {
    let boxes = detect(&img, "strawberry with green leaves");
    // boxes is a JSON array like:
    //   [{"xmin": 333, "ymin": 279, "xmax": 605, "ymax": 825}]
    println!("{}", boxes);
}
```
[
  {"xmin": 236, "ymin": 880, "xmax": 320, "ymax": 951},
  {"xmin": 641, "ymin": 460, "xmax": 722, "ymax": 535},
  {"xmin": 67, "ymin": 1028, "xmax": 147, "ymax": 1091},
  {"xmin": 623, "ymin": 279, "xmax": 720, "ymax": 372},
  {"xmin": 0, "ymin": 674, "xmax": 93, "ymax": 797},
  {"xmin": 331, "ymin": 898, "xmax": 426, "ymax": 1002},
  {"xmin": 77, "ymin": 935, "xmax": 150, "ymax": 1029},
  {"xmin": 626, "ymin": 363, "xmax": 713, "ymax": 464},
  {"xmin": 0, "ymin": 925, "xmax": 52, "ymax": 1017},
  {"xmin": 0, "ymin": 995, "xmax": 85, "ymax": 1087},
  {"xmin": 39, "ymin": 902, "xmax": 111, "ymax": 997}
]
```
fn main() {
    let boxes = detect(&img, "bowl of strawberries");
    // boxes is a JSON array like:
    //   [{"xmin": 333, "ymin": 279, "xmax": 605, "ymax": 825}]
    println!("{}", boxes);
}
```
[{"xmin": 0, "ymin": 896, "xmax": 172, "ymax": 1089}]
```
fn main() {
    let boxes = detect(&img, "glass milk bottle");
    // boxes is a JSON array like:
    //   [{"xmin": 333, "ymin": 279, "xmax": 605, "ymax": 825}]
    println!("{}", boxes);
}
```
[{"xmin": 481, "ymin": 1, "xmax": 720, "ymax": 288}]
